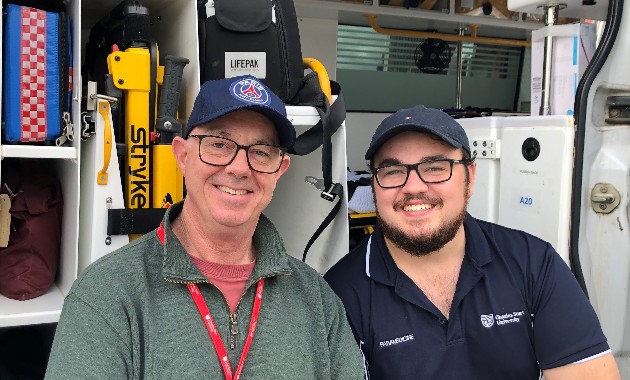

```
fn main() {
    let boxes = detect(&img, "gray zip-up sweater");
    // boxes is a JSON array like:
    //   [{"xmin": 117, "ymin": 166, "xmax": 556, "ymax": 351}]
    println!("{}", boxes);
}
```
[{"xmin": 45, "ymin": 202, "xmax": 364, "ymax": 379}]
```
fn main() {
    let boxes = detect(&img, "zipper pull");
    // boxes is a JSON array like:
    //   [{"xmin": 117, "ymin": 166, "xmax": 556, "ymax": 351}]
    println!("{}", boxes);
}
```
[
  {"xmin": 3, "ymin": 183, "xmax": 21, "ymax": 200},
  {"xmin": 230, "ymin": 313, "xmax": 238, "ymax": 350}
]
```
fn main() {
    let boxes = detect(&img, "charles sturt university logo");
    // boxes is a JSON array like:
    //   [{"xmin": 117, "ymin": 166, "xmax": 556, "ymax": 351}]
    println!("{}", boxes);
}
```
[
  {"xmin": 230, "ymin": 78, "xmax": 271, "ymax": 106},
  {"xmin": 481, "ymin": 314, "xmax": 494, "ymax": 328}
]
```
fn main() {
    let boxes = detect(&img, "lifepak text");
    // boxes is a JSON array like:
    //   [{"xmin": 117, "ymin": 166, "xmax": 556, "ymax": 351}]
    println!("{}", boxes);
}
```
[{"xmin": 231, "ymin": 59, "xmax": 259, "ymax": 69}]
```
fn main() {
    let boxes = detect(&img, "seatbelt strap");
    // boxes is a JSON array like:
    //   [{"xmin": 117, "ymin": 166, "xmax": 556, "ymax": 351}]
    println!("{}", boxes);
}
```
[
  {"xmin": 290, "ymin": 80, "xmax": 345, "ymax": 261},
  {"xmin": 302, "ymin": 187, "xmax": 343, "ymax": 262},
  {"xmin": 107, "ymin": 208, "xmax": 167, "ymax": 235},
  {"xmin": 290, "ymin": 80, "xmax": 345, "ymax": 195},
  {"xmin": 196, "ymin": 0, "xmax": 207, "ymax": 71}
]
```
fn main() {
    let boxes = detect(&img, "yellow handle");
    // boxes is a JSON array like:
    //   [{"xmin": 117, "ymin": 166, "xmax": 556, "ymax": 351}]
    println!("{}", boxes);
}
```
[
  {"xmin": 303, "ymin": 57, "xmax": 332, "ymax": 104},
  {"xmin": 97, "ymin": 101, "xmax": 113, "ymax": 185}
]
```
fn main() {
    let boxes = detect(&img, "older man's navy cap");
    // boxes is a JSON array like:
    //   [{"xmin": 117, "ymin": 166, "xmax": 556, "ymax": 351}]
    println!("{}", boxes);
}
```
[
  {"xmin": 365, "ymin": 105, "xmax": 471, "ymax": 160},
  {"xmin": 185, "ymin": 75, "xmax": 296, "ymax": 148}
]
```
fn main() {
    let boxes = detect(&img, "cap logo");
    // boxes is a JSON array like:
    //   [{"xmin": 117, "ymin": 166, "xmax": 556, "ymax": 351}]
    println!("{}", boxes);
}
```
[{"xmin": 229, "ymin": 78, "xmax": 271, "ymax": 106}]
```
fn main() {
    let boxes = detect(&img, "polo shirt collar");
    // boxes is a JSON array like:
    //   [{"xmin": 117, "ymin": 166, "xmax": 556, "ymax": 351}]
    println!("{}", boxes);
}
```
[
  {"xmin": 462, "ymin": 214, "xmax": 493, "ymax": 267},
  {"xmin": 366, "ymin": 214, "xmax": 493, "ymax": 318},
  {"xmin": 365, "ymin": 223, "xmax": 398, "ymax": 287},
  {"xmin": 160, "ymin": 201, "xmax": 293, "ymax": 286}
]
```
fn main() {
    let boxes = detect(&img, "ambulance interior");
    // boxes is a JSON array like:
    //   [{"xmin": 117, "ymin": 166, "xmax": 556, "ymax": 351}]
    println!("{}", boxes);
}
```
[{"xmin": 0, "ymin": 0, "xmax": 629, "ymax": 377}]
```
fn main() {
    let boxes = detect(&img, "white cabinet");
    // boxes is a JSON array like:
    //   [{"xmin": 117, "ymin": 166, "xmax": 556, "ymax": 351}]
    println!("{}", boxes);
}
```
[
  {"xmin": 0, "ymin": 0, "xmax": 82, "ymax": 327},
  {"xmin": 0, "ymin": 0, "xmax": 199, "ymax": 328},
  {"xmin": 0, "ymin": 0, "xmax": 200, "ymax": 328}
]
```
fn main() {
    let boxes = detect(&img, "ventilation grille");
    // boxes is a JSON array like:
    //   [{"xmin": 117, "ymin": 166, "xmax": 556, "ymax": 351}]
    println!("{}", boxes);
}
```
[{"xmin": 337, "ymin": 24, "xmax": 522, "ymax": 79}]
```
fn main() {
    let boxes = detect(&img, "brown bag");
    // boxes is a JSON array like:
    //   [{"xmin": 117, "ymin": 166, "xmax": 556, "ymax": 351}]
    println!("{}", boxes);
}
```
[{"xmin": 0, "ymin": 161, "xmax": 63, "ymax": 301}]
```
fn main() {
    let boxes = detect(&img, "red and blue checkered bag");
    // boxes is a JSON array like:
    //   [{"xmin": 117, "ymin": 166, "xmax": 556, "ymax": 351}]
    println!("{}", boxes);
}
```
[{"xmin": 2, "ymin": 4, "xmax": 71, "ymax": 143}]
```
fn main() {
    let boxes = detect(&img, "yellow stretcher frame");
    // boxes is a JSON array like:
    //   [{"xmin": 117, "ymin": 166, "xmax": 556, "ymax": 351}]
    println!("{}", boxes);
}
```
[
  {"xmin": 349, "ymin": 212, "xmax": 376, "ymax": 235},
  {"xmin": 107, "ymin": 47, "xmax": 152, "ymax": 210}
]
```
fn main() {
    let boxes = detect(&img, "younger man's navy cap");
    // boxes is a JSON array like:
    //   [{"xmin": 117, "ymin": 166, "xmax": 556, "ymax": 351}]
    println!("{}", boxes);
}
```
[
  {"xmin": 365, "ymin": 105, "xmax": 471, "ymax": 160},
  {"xmin": 185, "ymin": 75, "xmax": 296, "ymax": 148}
]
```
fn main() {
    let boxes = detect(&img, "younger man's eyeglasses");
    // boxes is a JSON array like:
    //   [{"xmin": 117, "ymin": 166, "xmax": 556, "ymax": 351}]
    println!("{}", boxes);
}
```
[
  {"xmin": 189, "ymin": 134, "xmax": 286, "ymax": 174},
  {"xmin": 373, "ymin": 157, "xmax": 475, "ymax": 188}
]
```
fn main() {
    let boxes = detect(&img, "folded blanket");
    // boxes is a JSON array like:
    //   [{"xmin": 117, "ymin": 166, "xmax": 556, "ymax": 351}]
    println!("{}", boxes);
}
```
[
  {"xmin": 348, "ymin": 185, "xmax": 376, "ymax": 214},
  {"xmin": 347, "ymin": 171, "xmax": 371, "ymax": 182}
]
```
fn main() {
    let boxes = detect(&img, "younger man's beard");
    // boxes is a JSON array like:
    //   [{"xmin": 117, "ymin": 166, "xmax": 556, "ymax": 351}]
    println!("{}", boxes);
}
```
[{"xmin": 374, "ymin": 185, "xmax": 469, "ymax": 257}]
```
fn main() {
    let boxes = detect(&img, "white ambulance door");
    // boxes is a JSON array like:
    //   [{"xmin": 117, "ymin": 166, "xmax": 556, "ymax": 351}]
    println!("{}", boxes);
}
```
[{"xmin": 574, "ymin": 0, "xmax": 630, "ymax": 373}]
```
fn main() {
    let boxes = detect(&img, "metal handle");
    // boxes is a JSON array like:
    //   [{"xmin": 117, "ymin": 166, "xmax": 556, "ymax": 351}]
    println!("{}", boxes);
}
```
[
  {"xmin": 97, "ymin": 101, "xmax": 113, "ymax": 185},
  {"xmin": 591, "ymin": 193, "xmax": 615, "ymax": 204}
]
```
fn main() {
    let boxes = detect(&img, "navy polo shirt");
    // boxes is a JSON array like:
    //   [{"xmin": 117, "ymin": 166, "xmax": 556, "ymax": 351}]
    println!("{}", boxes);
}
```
[{"xmin": 325, "ymin": 214, "xmax": 609, "ymax": 380}]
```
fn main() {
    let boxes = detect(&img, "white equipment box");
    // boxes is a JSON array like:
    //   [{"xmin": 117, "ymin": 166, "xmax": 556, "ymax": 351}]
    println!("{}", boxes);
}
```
[{"xmin": 460, "ymin": 115, "xmax": 574, "ymax": 264}]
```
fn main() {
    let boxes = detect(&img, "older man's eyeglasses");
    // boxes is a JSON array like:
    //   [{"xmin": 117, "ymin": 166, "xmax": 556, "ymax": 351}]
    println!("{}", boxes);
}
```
[
  {"xmin": 189, "ymin": 134, "xmax": 286, "ymax": 174},
  {"xmin": 373, "ymin": 157, "xmax": 475, "ymax": 188}
]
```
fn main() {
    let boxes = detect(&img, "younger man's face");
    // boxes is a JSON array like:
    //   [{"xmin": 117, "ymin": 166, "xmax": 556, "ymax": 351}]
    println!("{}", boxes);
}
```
[{"xmin": 372, "ymin": 131, "xmax": 475, "ymax": 256}]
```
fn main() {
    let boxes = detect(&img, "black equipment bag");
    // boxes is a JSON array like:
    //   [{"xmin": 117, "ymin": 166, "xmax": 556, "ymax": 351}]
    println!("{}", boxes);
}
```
[{"xmin": 198, "ymin": 0, "xmax": 304, "ymax": 103}]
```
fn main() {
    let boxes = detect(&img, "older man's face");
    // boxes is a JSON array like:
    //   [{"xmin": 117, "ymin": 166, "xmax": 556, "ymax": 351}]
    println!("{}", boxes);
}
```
[
  {"xmin": 176, "ymin": 109, "xmax": 290, "ymax": 231},
  {"xmin": 372, "ymin": 131, "xmax": 475, "ymax": 256}
]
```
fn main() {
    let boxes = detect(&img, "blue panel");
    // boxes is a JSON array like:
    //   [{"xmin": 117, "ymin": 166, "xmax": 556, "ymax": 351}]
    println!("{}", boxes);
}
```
[{"xmin": 45, "ymin": 11, "xmax": 61, "ymax": 140}]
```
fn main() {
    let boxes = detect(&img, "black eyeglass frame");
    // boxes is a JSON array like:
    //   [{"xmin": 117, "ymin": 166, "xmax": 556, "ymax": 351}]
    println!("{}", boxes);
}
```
[
  {"xmin": 373, "ymin": 155, "xmax": 476, "ymax": 189},
  {"xmin": 189, "ymin": 134, "xmax": 287, "ymax": 174}
]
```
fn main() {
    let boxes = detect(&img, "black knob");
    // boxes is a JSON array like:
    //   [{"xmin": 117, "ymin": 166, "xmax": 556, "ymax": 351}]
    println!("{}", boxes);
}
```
[{"xmin": 522, "ymin": 137, "xmax": 540, "ymax": 161}]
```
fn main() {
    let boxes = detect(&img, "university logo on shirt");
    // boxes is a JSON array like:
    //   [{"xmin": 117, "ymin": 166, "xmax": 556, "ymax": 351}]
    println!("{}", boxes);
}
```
[
  {"xmin": 480, "ymin": 310, "xmax": 526, "ymax": 328},
  {"xmin": 480, "ymin": 314, "xmax": 494, "ymax": 328}
]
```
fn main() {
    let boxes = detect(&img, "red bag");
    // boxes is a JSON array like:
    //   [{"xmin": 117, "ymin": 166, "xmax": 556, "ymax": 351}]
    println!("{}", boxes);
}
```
[{"xmin": 0, "ymin": 161, "xmax": 63, "ymax": 301}]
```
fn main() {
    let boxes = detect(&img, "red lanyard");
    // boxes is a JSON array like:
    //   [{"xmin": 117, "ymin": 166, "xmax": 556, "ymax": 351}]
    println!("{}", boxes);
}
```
[
  {"xmin": 187, "ymin": 279, "xmax": 264, "ymax": 380},
  {"xmin": 156, "ymin": 223, "xmax": 264, "ymax": 379}
]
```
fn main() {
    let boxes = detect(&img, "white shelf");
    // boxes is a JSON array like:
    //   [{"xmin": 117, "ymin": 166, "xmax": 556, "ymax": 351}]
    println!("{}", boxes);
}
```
[
  {"xmin": 1, "ymin": 145, "xmax": 77, "ymax": 160},
  {"xmin": 0, "ymin": 158, "xmax": 78, "ymax": 328},
  {"xmin": 507, "ymin": 0, "xmax": 608, "ymax": 21},
  {"xmin": 0, "ymin": 284, "xmax": 65, "ymax": 327}
]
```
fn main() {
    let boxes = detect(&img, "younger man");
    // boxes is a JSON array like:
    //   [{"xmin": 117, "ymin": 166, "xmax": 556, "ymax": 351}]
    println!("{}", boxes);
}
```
[{"xmin": 325, "ymin": 105, "xmax": 620, "ymax": 380}]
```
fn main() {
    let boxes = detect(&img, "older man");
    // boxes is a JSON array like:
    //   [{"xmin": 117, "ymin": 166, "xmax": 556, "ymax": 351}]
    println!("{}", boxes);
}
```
[
  {"xmin": 46, "ymin": 75, "xmax": 364, "ymax": 379},
  {"xmin": 325, "ymin": 105, "xmax": 620, "ymax": 380}
]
